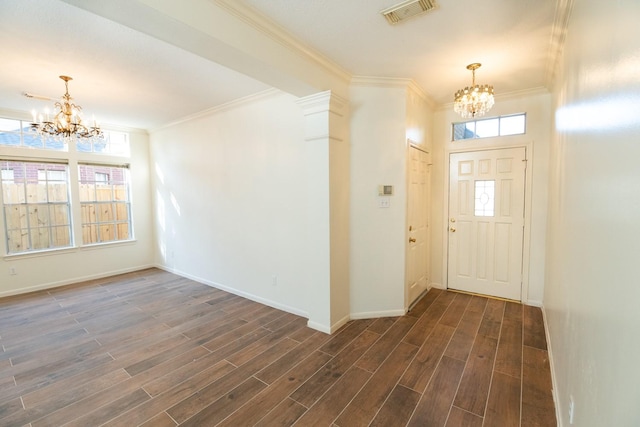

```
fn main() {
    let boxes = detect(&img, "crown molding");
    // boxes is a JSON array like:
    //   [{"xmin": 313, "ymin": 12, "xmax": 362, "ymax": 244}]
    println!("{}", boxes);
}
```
[
  {"xmin": 350, "ymin": 76, "xmax": 437, "ymax": 108},
  {"xmin": 212, "ymin": 0, "xmax": 352, "ymax": 85},
  {"xmin": 351, "ymin": 76, "xmax": 415, "ymax": 89},
  {"xmin": 152, "ymin": 88, "xmax": 282, "ymax": 133},
  {"xmin": 545, "ymin": 0, "xmax": 575, "ymax": 88}
]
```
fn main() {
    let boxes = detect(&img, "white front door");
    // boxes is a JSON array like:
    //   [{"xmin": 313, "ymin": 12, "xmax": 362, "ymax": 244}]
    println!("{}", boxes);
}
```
[
  {"xmin": 407, "ymin": 146, "xmax": 430, "ymax": 307},
  {"xmin": 447, "ymin": 147, "xmax": 526, "ymax": 300}
]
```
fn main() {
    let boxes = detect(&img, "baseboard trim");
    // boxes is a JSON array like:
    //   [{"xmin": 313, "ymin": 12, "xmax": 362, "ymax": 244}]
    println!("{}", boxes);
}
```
[
  {"xmin": 429, "ymin": 282, "xmax": 446, "ymax": 290},
  {"xmin": 0, "ymin": 264, "xmax": 155, "ymax": 299},
  {"xmin": 526, "ymin": 299, "xmax": 543, "ymax": 307},
  {"xmin": 350, "ymin": 309, "xmax": 406, "ymax": 320},
  {"xmin": 307, "ymin": 313, "xmax": 350, "ymax": 335},
  {"xmin": 155, "ymin": 264, "xmax": 310, "ymax": 320},
  {"xmin": 541, "ymin": 305, "xmax": 563, "ymax": 426}
]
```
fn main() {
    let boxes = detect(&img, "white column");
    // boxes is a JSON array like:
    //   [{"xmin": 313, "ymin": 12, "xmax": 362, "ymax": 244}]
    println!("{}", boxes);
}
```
[{"xmin": 297, "ymin": 90, "xmax": 350, "ymax": 333}]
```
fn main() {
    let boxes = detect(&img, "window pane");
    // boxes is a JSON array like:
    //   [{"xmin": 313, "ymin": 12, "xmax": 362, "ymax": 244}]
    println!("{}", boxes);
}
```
[
  {"xmin": 31, "ymin": 227, "xmax": 51, "ymax": 250},
  {"xmin": 75, "ymin": 130, "xmax": 130, "ymax": 156},
  {"xmin": 97, "ymin": 203, "xmax": 114, "ymax": 222},
  {"xmin": 108, "ymin": 131, "xmax": 130, "ymax": 156},
  {"xmin": 47, "ymin": 183, "xmax": 68, "ymax": 202},
  {"xmin": 99, "ymin": 224, "xmax": 115, "ymax": 242},
  {"xmin": 96, "ymin": 185, "xmax": 112, "ymax": 201},
  {"xmin": 475, "ymin": 118, "xmax": 499, "ymax": 138},
  {"xmin": 52, "ymin": 225, "xmax": 71, "ymax": 246},
  {"xmin": 5, "ymin": 205, "xmax": 28, "ymax": 229},
  {"xmin": 22, "ymin": 132, "xmax": 45, "ymax": 149},
  {"xmin": 7, "ymin": 229, "xmax": 28, "ymax": 253},
  {"xmin": 114, "ymin": 185, "xmax": 128, "ymax": 201},
  {"xmin": 49, "ymin": 205, "xmax": 70, "ymax": 225},
  {"xmin": 77, "ymin": 139, "xmax": 92, "ymax": 152},
  {"xmin": 0, "ymin": 117, "xmax": 68, "ymax": 151},
  {"xmin": 453, "ymin": 113, "xmax": 526, "ymax": 141},
  {"xmin": 79, "ymin": 184, "xmax": 96, "ymax": 202},
  {"xmin": 500, "ymin": 114, "xmax": 526, "ymax": 136},
  {"xmin": 475, "ymin": 180, "xmax": 495, "ymax": 217},
  {"xmin": 0, "ymin": 118, "xmax": 22, "ymax": 132},
  {"xmin": 117, "ymin": 223, "xmax": 130, "ymax": 240},
  {"xmin": 78, "ymin": 164, "xmax": 132, "ymax": 244},
  {"xmin": 44, "ymin": 137, "xmax": 66, "ymax": 151},
  {"xmin": 114, "ymin": 203, "xmax": 129, "ymax": 221},
  {"xmin": 1, "ymin": 160, "xmax": 72, "ymax": 254},
  {"xmin": 82, "ymin": 224, "xmax": 98, "ymax": 244}
]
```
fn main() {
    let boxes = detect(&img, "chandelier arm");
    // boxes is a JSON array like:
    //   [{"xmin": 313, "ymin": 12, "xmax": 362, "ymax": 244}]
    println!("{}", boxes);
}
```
[{"xmin": 29, "ymin": 75, "xmax": 103, "ymax": 142}]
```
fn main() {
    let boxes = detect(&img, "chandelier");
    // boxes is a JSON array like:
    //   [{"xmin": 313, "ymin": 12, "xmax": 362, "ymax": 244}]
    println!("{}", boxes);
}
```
[
  {"xmin": 453, "ymin": 63, "xmax": 495, "ymax": 118},
  {"xmin": 30, "ymin": 75, "xmax": 103, "ymax": 141}
]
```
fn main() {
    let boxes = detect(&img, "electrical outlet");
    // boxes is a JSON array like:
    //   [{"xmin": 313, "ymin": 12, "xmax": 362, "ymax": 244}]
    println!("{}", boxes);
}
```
[
  {"xmin": 378, "ymin": 197, "xmax": 390, "ymax": 208},
  {"xmin": 568, "ymin": 395, "xmax": 575, "ymax": 424},
  {"xmin": 271, "ymin": 275, "xmax": 277, "ymax": 286},
  {"xmin": 9, "ymin": 267, "xmax": 16, "ymax": 275}
]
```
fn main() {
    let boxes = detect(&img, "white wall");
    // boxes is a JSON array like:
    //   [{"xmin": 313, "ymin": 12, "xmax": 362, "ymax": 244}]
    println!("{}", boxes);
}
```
[
  {"xmin": 150, "ymin": 90, "xmax": 321, "ymax": 321},
  {"xmin": 545, "ymin": 0, "xmax": 640, "ymax": 425},
  {"xmin": 349, "ymin": 80, "xmax": 432, "ymax": 317},
  {"xmin": 430, "ymin": 91, "xmax": 551, "ymax": 305},
  {"xmin": 0, "ymin": 129, "xmax": 154, "ymax": 296}
]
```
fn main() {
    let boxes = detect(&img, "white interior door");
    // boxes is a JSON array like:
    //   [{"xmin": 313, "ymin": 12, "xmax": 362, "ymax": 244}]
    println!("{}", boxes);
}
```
[
  {"xmin": 407, "ymin": 146, "xmax": 430, "ymax": 307},
  {"xmin": 447, "ymin": 147, "xmax": 526, "ymax": 300}
]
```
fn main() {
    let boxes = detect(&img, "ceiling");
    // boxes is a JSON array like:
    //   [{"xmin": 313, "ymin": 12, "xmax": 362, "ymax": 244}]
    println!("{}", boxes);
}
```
[{"xmin": 0, "ymin": 0, "xmax": 561, "ymax": 130}]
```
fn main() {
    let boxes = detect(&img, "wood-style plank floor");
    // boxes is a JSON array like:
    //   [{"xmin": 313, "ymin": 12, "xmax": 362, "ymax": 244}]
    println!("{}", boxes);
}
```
[{"xmin": 0, "ymin": 268, "xmax": 557, "ymax": 426}]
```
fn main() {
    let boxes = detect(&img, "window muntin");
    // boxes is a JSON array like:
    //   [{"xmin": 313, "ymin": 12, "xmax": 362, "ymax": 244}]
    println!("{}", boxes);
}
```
[
  {"xmin": 453, "ymin": 113, "xmax": 526, "ymax": 141},
  {"xmin": 77, "ymin": 130, "xmax": 130, "ymax": 156},
  {"xmin": 0, "ymin": 118, "xmax": 67, "ymax": 151},
  {"xmin": 1, "ymin": 160, "xmax": 72, "ymax": 254},
  {"xmin": 78, "ymin": 164, "xmax": 132, "ymax": 244},
  {"xmin": 0, "ymin": 117, "xmax": 130, "ymax": 155}
]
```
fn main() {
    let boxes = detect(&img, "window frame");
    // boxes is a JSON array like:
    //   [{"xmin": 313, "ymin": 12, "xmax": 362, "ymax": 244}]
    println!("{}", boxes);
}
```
[
  {"xmin": 78, "ymin": 163, "xmax": 133, "ymax": 246},
  {"xmin": 0, "ymin": 114, "xmax": 134, "ymax": 257},
  {"xmin": 452, "ymin": 113, "xmax": 527, "ymax": 141},
  {"xmin": 1, "ymin": 160, "xmax": 73, "ymax": 254}
]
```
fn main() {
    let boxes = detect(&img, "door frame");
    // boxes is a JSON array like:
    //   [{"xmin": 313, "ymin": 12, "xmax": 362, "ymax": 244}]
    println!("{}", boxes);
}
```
[{"xmin": 441, "ymin": 139, "xmax": 534, "ymax": 303}]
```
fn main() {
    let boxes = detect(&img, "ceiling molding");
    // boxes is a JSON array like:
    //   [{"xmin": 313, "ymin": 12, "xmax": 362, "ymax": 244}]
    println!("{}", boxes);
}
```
[
  {"xmin": 545, "ymin": 0, "xmax": 575, "ymax": 88},
  {"xmin": 213, "ymin": 0, "xmax": 352, "ymax": 85},
  {"xmin": 350, "ymin": 76, "xmax": 436, "ymax": 109},
  {"xmin": 151, "ymin": 88, "xmax": 282, "ymax": 133},
  {"xmin": 351, "ymin": 76, "xmax": 415, "ymax": 88}
]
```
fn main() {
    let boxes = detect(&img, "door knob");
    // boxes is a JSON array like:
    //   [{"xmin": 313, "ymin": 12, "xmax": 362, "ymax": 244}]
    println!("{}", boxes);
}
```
[
  {"xmin": 450, "ymin": 227, "xmax": 456, "ymax": 233},
  {"xmin": 409, "ymin": 238, "xmax": 416, "ymax": 243}
]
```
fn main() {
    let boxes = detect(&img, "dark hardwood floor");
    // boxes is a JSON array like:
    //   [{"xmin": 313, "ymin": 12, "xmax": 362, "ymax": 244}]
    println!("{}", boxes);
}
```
[{"xmin": 0, "ymin": 268, "xmax": 556, "ymax": 426}]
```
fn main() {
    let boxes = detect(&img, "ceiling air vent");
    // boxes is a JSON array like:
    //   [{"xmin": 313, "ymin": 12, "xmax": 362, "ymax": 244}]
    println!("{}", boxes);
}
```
[{"xmin": 381, "ymin": 0, "xmax": 436, "ymax": 25}]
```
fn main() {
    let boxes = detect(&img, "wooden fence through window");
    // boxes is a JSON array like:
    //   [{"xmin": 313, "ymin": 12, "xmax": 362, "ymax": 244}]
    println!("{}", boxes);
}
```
[{"xmin": 2, "ymin": 183, "xmax": 129, "ymax": 252}]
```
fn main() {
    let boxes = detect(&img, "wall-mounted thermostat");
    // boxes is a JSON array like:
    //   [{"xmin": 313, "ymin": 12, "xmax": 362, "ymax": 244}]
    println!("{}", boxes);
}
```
[{"xmin": 378, "ymin": 185, "xmax": 393, "ymax": 196}]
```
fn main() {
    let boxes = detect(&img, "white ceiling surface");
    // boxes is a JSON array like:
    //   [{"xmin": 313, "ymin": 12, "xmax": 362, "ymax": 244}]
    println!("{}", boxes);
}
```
[
  {"xmin": 244, "ymin": 0, "xmax": 558, "ymax": 102},
  {"xmin": 0, "ymin": 0, "xmax": 559, "ymax": 130},
  {"xmin": 0, "ymin": 0, "xmax": 271, "ymax": 130}
]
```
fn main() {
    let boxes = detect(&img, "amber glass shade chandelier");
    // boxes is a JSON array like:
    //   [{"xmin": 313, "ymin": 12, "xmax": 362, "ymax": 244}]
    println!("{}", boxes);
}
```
[
  {"xmin": 30, "ymin": 75, "xmax": 103, "ymax": 142},
  {"xmin": 453, "ymin": 63, "xmax": 495, "ymax": 118}
]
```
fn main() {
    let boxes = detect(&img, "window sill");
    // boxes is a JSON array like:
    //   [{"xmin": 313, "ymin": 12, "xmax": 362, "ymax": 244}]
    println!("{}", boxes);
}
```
[
  {"xmin": 3, "ymin": 239, "xmax": 138, "ymax": 260},
  {"xmin": 80, "ymin": 239, "xmax": 137, "ymax": 251}
]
